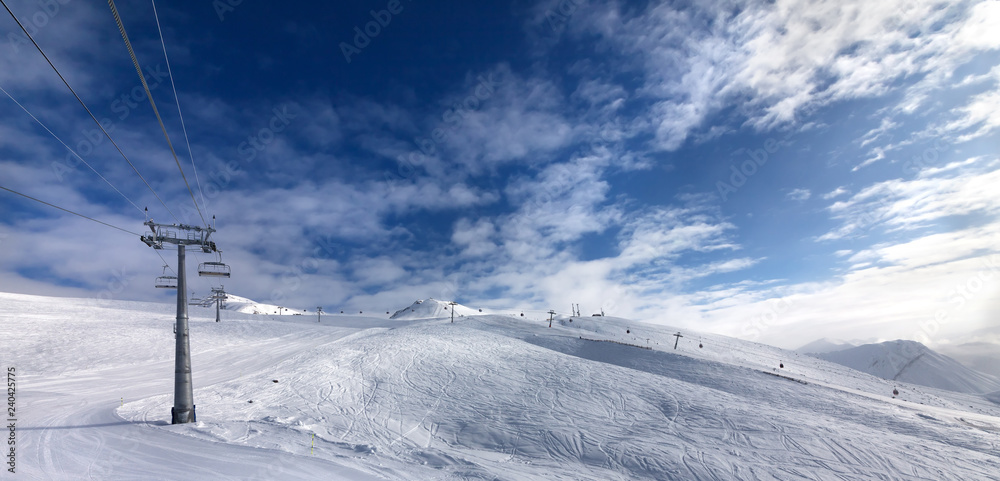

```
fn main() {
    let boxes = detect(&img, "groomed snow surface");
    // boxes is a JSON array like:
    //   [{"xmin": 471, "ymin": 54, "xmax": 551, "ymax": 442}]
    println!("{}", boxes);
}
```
[{"xmin": 3, "ymin": 293, "xmax": 1000, "ymax": 480}]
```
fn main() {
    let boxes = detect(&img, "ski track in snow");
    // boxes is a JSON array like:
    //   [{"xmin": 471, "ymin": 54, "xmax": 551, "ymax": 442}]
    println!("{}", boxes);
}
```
[{"xmin": 3, "ymin": 292, "xmax": 1000, "ymax": 480}]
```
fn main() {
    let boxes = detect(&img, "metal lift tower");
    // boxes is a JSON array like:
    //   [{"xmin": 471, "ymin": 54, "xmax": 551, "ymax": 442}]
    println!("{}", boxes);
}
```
[
  {"xmin": 141, "ymin": 220, "xmax": 221, "ymax": 424},
  {"xmin": 210, "ymin": 286, "xmax": 227, "ymax": 323}
]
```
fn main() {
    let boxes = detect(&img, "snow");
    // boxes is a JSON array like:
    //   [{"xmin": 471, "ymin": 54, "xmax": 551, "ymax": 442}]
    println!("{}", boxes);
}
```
[
  {"xmin": 817, "ymin": 340, "xmax": 1000, "ymax": 394},
  {"xmin": 795, "ymin": 338, "xmax": 855, "ymax": 355},
  {"xmin": 224, "ymin": 293, "xmax": 309, "ymax": 316},
  {"xmin": 388, "ymin": 298, "xmax": 535, "ymax": 320},
  {"xmin": 4, "ymin": 291, "xmax": 1000, "ymax": 480},
  {"xmin": 389, "ymin": 298, "xmax": 484, "ymax": 320}
]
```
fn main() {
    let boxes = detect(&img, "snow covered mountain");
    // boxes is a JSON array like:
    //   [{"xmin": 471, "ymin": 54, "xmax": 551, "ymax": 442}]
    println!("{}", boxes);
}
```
[
  {"xmin": 5, "ymin": 291, "xmax": 1000, "ymax": 480},
  {"xmin": 389, "ymin": 298, "xmax": 482, "ymax": 319},
  {"xmin": 223, "ymin": 293, "xmax": 308, "ymax": 316},
  {"xmin": 795, "ymin": 338, "xmax": 855, "ymax": 354},
  {"xmin": 817, "ymin": 339, "xmax": 1000, "ymax": 394}
]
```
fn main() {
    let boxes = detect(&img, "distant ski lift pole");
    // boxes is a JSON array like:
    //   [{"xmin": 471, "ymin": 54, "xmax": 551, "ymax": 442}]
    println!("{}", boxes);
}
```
[
  {"xmin": 673, "ymin": 331, "xmax": 683, "ymax": 350},
  {"xmin": 211, "ymin": 286, "xmax": 227, "ymax": 322}
]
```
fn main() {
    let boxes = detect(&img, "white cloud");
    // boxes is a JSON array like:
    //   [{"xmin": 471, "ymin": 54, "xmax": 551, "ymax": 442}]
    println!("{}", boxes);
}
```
[
  {"xmin": 451, "ymin": 218, "xmax": 498, "ymax": 258},
  {"xmin": 737, "ymin": 0, "xmax": 988, "ymax": 127},
  {"xmin": 858, "ymin": 117, "xmax": 898, "ymax": 148},
  {"xmin": 822, "ymin": 187, "xmax": 849, "ymax": 200},
  {"xmin": 942, "ymin": 88, "xmax": 1000, "ymax": 142},
  {"xmin": 819, "ymin": 156, "xmax": 1000, "ymax": 241},
  {"xmin": 347, "ymin": 256, "xmax": 408, "ymax": 288},
  {"xmin": 785, "ymin": 188, "xmax": 811, "ymax": 201},
  {"xmin": 713, "ymin": 225, "xmax": 1000, "ymax": 349},
  {"xmin": 616, "ymin": 207, "xmax": 738, "ymax": 266},
  {"xmin": 852, "ymin": 147, "xmax": 886, "ymax": 171},
  {"xmin": 438, "ymin": 66, "xmax": 576, "ymax": 172},
  {"xmin": 950, "ymin": 0, "xmax": 1000, "ymax": 51},
  {"xmin": 570, "ymin": 0, "xmax": 999, "ymax": 150}
]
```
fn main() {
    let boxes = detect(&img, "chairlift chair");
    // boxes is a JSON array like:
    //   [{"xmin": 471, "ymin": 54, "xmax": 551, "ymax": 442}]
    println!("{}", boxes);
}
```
[
  {"xmin": 155, "ymin": 264, "xmax": 177, "ymax": 289},
  {"xmin": 198, "ymin": 261, "xmax": 231, "ymax": 278}
]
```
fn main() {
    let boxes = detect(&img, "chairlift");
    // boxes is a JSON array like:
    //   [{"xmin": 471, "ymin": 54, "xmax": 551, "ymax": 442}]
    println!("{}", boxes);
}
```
[
  {"xmin": 155, "ymin": 264, "xmax": 177, "ymax": 289},
  {"xmin": 198, "ymin": 261, "xmax": 231, "ymax": 278}
]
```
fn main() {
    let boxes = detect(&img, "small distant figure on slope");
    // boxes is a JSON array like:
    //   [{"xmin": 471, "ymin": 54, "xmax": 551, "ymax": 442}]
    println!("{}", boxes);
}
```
[{"xmin": 779, "ymin": 361, "xmax": 784, "ymax": 369}]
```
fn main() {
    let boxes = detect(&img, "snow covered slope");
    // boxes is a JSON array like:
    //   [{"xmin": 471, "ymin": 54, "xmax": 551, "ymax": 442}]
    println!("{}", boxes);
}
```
[
  {"xmin": 817, "ymin": 340, "xmax": 1000, "ymax": 394},
  {"xmin": 5, "ymin": 292, "xmax": 1000, "ymax": 480}
]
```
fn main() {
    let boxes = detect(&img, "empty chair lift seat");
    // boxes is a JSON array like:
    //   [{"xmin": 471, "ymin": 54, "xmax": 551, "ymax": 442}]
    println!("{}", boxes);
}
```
[{"xmin": 198, "ymin": 261, "xmax": 231, "ymax": 278}]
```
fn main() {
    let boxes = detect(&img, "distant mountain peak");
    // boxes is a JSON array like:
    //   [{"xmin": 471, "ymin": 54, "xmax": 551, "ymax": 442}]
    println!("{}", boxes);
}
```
[
  {"xmin": 818, "ymin": 339, "xmax": 1000, "ymax": 394},
  {"xmin": 390, "ymin": 299, "xmax": 480, "ymax": 320},
  {"xmin": 795, "ymin": 338, "xmax": 855, "ymax": 355}
]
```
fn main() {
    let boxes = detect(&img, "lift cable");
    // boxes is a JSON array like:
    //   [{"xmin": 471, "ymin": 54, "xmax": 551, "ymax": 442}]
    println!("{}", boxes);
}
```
[
  {"xmin": 150, "ymin": 0, "xmax": 208, "ymax": 214},
  {"xmin": 0, "ymin": 0, "xmax": 179, "ymax": 224},
  {"xmin": 107, "ymin": 0, "xmax": 208, "ymax": 228},
  {"xmin": 0, "ymin": 185, "xmax": 141, "ymax": 236},
  {"xmin": 154, "ymin": 249, "xmax": 175, "ymax": 275},
  {"xmin": 0, "ymin": 83, "xmax": 146, "ymax": 216}
]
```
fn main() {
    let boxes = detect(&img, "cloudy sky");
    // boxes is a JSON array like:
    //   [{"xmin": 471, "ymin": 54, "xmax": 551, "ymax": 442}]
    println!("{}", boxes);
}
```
[{"xmin": 1, "ymin": 0, "xmax": 998, "ymax": 349}]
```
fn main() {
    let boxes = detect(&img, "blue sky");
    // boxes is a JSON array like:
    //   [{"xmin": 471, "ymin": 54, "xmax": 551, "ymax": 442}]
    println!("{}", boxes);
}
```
[{"xmin": 1, "ymin": 0, "xmax": 998, "ymax": 349}]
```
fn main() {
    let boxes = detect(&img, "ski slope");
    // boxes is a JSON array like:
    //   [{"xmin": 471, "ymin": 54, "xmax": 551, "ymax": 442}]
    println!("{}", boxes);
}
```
[{"xmin": 3, "ymin": 292, "xmax": 1000, "ymax": 480}]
